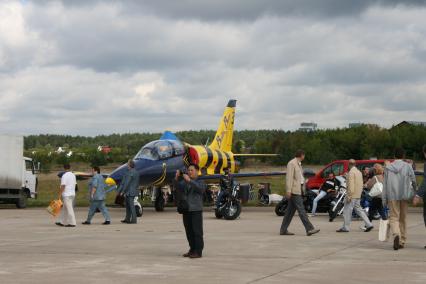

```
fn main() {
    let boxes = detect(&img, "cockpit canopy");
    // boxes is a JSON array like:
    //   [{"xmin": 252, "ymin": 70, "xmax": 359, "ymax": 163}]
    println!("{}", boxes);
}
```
[{"xmin": 134, "ymin": 140, "xmax": 185, "ymax": 160}]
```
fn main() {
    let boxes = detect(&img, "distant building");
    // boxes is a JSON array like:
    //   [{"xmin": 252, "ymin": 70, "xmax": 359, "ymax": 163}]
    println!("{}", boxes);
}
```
[
  {"xmin": 299, "ymin": 122, "xmax": 318, "ymax": 132},
  {"xmin": 349, "ymin": 123, "xmax": 380, "ymax": 129},
  {"xmin": 56, "ymin": 147, "xmax": 67, "ymax": 154},
  {"xmin": 349, "ymin": 122, "xmax": 364, "ymax": 128},
  {"xmin": 98, "ymin": 145, "xmax": 112, "ymax": 154},
  {"xmin": 395, "ymin": 121, "xmax": 426, "ymax": 128}
]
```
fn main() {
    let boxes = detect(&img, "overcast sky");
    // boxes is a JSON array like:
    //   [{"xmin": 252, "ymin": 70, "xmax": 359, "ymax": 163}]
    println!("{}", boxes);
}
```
[{"xmin": 1, "ymin": 0, "xmax": 426, "ymax": 136}]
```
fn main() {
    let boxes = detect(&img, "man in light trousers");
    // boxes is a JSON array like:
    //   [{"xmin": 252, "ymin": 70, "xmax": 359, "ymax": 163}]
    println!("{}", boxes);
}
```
[
  {"xmin": 56, "ymin": 164, "xmax": 77, "ymax": 227},
  {"xmin": 337, "ymin": 159, "xmax": 373, "ymax": 233},
  {"xmin": 383, "ymin": 148, "xmax": 417, "ymax": 250}
]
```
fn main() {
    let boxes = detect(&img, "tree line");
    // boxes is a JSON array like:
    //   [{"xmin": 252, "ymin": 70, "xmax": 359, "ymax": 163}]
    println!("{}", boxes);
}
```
[{"xmin": 24, "ymin": 124, "xmax": 426, "ymax": 171}]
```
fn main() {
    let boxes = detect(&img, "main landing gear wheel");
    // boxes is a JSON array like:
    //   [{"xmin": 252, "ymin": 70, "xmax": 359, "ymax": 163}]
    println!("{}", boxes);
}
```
[{"xmin": 154, "ymin": 187, "xmax": 165, "ymax": 212}]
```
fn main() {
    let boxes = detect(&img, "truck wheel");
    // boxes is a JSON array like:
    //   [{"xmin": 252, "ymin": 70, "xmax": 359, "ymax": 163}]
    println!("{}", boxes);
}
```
[{"xmin": 16, "ymin": 193, "xmax": 27, "ymax": 209}]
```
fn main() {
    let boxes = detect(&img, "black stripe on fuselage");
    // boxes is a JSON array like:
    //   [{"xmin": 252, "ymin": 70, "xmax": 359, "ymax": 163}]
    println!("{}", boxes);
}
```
[
  {"xmin": 205, "ymin": 147, "xmax": 214, "ymax": 168},
  {"xmin": 215, "ymin": 150, "xmax": 224, "ymax": 174},
  {"xmin": 223, "ymin": 151, "xmax": 231, "ymax": 170}
]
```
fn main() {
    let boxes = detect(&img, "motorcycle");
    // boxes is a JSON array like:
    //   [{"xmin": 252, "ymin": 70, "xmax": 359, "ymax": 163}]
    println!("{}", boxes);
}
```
[
  {"xmin": 215, "ymin": 183, "xmax": 242, "ymax": 220},
  {"xmin": 275, "ymin": 176, "xmax": 346, "ymax": 219},
  {"xmin": 274, "ymin": 191, "xmax": 334, "ymax": 217},
  {"xmin": 328, "ymin": 178, "xmax": 347, "ymax": 222}
]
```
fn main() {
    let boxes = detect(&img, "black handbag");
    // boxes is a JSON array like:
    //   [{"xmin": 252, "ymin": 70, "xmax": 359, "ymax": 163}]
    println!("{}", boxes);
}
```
[{"xmin": 177, "ymin": 198, "xmax": 189, "ymax": 214}]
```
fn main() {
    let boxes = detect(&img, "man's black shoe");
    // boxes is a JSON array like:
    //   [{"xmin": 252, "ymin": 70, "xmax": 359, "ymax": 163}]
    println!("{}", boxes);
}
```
[
  {"xmin": 82, "ymin": 221, "xmax": 90, "ymax": 225},
  {"xmin": 65, "ymin": 224, "xmax": 76, "ymax": 227},
  {"xmin": 102, "ymin": 221, "xmax": 111, "ymax": 225},
  {"xmin": 364, "ymin": 226, "xmax": 374, "ymax": 232},
  {"xmin": 55, "ymin": 222, "xmax": 64, "ymax": 227},
  {"xmin": 307, "ymin": 229, "xmax": 320, "ymax": 236},
  {"xmin": 280, "ymin": 231, "xmax": 295, "ymax": 235},
  {"xmin": 189, "ymin": 253, "xmax": 202, "ymax": 259},
  {"xmin": 393, "ymin": 236, "xmax": 400, "ymax": 250},
  {"xmin": 182, "ymin": 251, "xmax": 192, "ymax": 257},
  {"xmin": 121, "ymin": 220, "xmax": 129, "ymax": 223}
]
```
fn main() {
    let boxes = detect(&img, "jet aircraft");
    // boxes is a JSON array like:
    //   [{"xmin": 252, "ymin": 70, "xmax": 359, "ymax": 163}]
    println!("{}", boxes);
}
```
[{"xmin": 102, "ymin": 99, "xmax": 284, "ymax": 211}]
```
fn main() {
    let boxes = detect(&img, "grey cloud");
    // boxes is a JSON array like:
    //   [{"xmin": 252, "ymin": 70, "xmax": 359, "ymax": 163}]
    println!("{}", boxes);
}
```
[
  {"xmin": 1, "ymin": 1, "xmax": 426, "ymax": 136},
  {"xmin": 37, "ymin": 0, "xmax": 426, "ymax": 20}
]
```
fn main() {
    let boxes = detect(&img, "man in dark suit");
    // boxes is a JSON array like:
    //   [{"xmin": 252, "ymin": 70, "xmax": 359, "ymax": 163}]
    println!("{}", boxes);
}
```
[
  {"xmin": 118, "ymin": 160, "xmax": 140, "ymax": 224},
  {"xmin": 173, "ymin": 164, "xmax": 206, "ymax": 259}
]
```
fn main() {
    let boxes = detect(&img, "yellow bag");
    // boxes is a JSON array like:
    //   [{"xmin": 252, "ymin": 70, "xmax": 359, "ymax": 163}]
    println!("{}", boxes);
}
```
[{"xmin": 47, "ymin": 199, "xmax": 63, "ymax": 217}]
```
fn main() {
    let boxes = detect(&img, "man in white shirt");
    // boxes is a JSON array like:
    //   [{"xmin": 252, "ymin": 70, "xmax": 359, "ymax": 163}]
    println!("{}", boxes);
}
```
[{"xmin": 56, "ymin": 164, "xmax": 77, "ymax": 227}]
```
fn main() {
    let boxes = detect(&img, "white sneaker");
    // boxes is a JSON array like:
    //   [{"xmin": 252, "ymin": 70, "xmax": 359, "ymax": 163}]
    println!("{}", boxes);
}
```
[
  {"xmin": 360, "ymin": 225, "xmax": 366, "ymax": 231},
  {"xmin": 309, "ymin": 214, "xmax": 316, "ymax": 217}
]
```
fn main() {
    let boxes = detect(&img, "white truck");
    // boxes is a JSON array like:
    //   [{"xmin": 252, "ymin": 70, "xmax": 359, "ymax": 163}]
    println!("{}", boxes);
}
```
[{"xmin": 0, "ymin": 135, "xmax": 39, "ymax": 208}]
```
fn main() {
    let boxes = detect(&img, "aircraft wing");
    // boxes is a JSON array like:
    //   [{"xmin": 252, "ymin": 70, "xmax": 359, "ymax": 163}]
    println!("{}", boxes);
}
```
[
  {"xmin": 57, "ymin": 171, "xmax": 110, "ymax": 180},
  {"xmin": 198, "ymin": 171, "xmax": 285, "ymax": 182},
  {"xmin": 198, "ymin": 168, "xmax": 317, "ymax": 182}
]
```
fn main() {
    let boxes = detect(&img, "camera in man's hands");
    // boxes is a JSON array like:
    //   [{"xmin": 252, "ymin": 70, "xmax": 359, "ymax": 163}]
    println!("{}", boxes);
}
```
[
  {"xmin": 177, "ymin": 167, "xmax": 188, "ymax": 180},
  {"xmin": 179, "ymin": 167, "xmax": 188, "ymax": 176}
]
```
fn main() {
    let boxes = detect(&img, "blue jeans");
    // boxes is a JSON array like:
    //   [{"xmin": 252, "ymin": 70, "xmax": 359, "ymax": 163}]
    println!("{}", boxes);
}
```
[
  {"xmin": 216, "ymin": 191, "xmax": 226, "ymax": 208},
  {"xmin": 125, "ymin": 196, "xmax": 137, "ymax": 224},
  {"xmin": 86, "ymin": 200, "xmax": 111, "ymax": 222},
  {"xmin": 312, "ymin": 191, "xmax": 327, "ymax": 215}
]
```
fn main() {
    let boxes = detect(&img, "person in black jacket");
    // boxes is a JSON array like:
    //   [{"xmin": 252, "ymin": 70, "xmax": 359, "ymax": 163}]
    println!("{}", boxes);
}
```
[
  {"xmin": 217, "ymin": 167, "xmax": 234, "ymax": 208},
  {"xmin": 173, "ymin": 164, "xmax": 206, "ymax": 258},
  {"xmin": 310, "ymin": 172, "xmax": 340, "ymax": 216}
]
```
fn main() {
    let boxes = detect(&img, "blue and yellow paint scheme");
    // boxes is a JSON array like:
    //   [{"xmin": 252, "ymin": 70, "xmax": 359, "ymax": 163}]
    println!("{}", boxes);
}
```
[
  {"xmin": 62, "ymin": 100, "xmax": 284, "ymax": 196},
  {"xmin": 102, "ymin": 99, "xmax": 283, "ymax": 188}
]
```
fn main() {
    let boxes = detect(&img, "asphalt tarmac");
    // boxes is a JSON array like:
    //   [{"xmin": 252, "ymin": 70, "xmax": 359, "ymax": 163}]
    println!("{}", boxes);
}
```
[{"xmin": 0, "ymin": 206, "xmax": 425, "ymax": 284}]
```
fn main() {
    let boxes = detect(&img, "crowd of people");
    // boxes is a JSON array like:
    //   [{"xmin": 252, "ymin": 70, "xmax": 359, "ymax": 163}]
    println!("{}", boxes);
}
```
[
  {"xmin": 53, "ymin": 145, "xmax": 426, "ymax": 257},
  {"xmin": 282, "ymin": 146, "xmax": 425, "ymax": 251}
]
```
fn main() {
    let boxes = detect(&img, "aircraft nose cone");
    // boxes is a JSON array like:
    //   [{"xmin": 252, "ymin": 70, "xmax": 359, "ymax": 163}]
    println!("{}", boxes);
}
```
[{"xmin": 105, "ymin": 177, "xmax": 116, "ymax": 186}]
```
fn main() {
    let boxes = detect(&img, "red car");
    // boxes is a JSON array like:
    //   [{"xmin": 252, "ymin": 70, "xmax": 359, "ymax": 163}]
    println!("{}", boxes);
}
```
[{"xmin": 305, "ymin": 159, "xmax": 388, "ymax": 191}]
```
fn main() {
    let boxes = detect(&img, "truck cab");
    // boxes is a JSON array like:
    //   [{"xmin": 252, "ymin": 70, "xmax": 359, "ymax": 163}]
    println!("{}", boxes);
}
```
[
  {"xmin": 23, "ymin": 157, "xmax": 38, "ymax": 199},
  {"xmin": 0, "ymin": 135, "xmax": 39, "ymax": 208}
]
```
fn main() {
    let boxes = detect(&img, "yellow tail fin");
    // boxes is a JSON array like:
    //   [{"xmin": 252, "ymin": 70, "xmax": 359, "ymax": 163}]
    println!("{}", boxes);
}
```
[{"xmin": 209, "ymin": 100, "xmax": 236, "ymax": 152}]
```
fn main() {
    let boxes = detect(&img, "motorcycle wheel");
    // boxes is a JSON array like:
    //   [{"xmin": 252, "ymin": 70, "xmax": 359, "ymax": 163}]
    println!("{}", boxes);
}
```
[
  {"xmin": 224, "ymin": 202, "xmax": 241, "ymax": 220},
  {"xmin": 329, "ymin": 202, "xmax": 344, "ymax": 222},
  {"xmin": 135, "ymin": 205, "xmax": 143, "ymax": 217},
  {"xmin": 275, "ymin": 199, "xmax": 287, "ymax": 216},
  {"xmin": 215, "ymin": 208, "xmax": 223, "ymax": 219}
]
